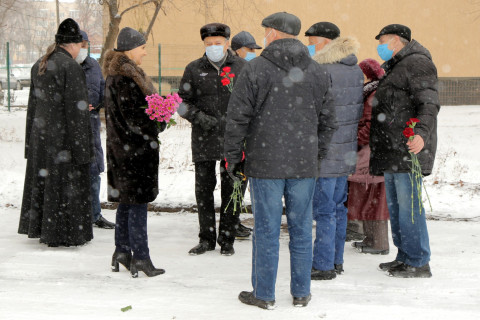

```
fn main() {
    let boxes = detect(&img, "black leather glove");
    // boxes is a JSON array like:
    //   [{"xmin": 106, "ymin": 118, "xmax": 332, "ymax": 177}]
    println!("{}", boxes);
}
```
[
  {"xmin": 227, "ymin": 162, "xmax": 244, "ymax": 182},
  {"xmin": 194, "ymin": 111, "xmax": 218, "ymax": 131}
]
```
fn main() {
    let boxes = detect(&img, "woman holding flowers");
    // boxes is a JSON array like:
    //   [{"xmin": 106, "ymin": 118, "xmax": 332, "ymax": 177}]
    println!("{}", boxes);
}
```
[{"xmin": 103, "ymin": 27, "xmax": 166, "ymax": 278}]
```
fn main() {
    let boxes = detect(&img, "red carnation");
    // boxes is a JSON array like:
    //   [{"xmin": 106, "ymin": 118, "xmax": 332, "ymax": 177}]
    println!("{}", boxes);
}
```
[
  {"xmin": 222, "ymin": 66, "xmax": 231, "ymax": 73},
  {"xmin": 403, "ymin": 127, "xmax": 414, "ymax": 138},
  {"xmin": 410, "ymin": 118, "xmax": 420, "ymax": 123},
  {"xmin": 221, "ymin": 78, "xmax": 231, "ymax": 86},
  {"xmin": 228, "ymin": 73, "xmax": 235, "ymax": 78},
  {"xmin": 220, "ymin": 72, "xmax": 226, "ymax": 77},
  {"xmin": 406, "ymin": 120, "xmax": 412, "ymax": 126}
]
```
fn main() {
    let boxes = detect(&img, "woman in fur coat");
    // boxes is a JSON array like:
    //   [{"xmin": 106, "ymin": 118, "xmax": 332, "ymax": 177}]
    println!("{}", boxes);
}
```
[
  {"xmin": 103, "ymin": 27, "xmax": 166, "ymax": 278},
  {"xmin": 347, "ymin": 58, "xmax": 390, "ymax": 254}
]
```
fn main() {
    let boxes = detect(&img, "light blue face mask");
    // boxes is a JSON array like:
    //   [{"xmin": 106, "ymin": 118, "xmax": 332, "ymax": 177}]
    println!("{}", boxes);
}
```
[
  {"xmin": 245, "ymin": 52, "xmax": 256, "ymax": 61},
  {"xmin": 307, "ymin": 45, "xmax": 316, "ymax": 57},
  {"xmin": 377, "ymin": 43, "xmax": 394, "ymax": 61},
  {"xmin": 205, "ymin": 45, "xmax": 225, "ymax": 62}
]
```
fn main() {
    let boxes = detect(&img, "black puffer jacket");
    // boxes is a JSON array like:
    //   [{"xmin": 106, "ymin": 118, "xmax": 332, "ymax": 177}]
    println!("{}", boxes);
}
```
[
  {"xmin": 224, "ymin": 38, "xmax": 336, "ymax": 179},
  {"xmin": 370, "ymin": 40, "xmax": 440, "ymax": 176},
  {"xmin": 178, "ymin": 51, "xmax": 246, "ymax": 162},
  {"xmin": 312, "ymin": 37, "xmax": 364, "ymax": 177}
]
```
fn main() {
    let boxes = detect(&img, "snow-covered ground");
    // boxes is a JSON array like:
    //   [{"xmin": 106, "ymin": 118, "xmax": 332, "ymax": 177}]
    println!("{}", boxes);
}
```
[{"xmin": 0, "ymin": 106, "xmax": 479, "ymax": 319}]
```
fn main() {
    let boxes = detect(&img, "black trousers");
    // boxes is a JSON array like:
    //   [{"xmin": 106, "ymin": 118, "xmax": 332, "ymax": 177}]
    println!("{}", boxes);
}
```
[
  {"xmin": 115, "ymin": 203, "xmax": 149, "ymax": 260},
  {"xmin": 194, "ymin": 160, "xmax": 245, "ymax": 247}
]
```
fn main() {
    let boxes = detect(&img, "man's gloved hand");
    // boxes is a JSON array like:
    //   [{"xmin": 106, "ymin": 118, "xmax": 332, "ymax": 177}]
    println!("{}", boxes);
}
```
[
  {"xmin": 226, "ymin": 162, "xmax": 244, "ymax": 182},
  {"xmin": 194, "ymin": 111, "xmax": 218, "ymax": 131}
]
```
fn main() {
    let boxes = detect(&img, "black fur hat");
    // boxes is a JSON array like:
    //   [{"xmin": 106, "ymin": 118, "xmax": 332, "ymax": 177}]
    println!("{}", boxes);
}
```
[
  {"xmin": 200, "ymin": 23, "xmax": 231, "ymax": 40},
  {"xmin": 55, "ymin": 18, "xmax": 83, "ymax": 44}
]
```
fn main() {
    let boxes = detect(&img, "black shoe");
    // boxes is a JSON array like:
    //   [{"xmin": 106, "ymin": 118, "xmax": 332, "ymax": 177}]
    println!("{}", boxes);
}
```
[
  {"xmin": 188, "ymin": 242, "xmax": 215, "ymax": 255},
  {"xmin": 388, "ymin": 263, "xmax": 432, "ymax": 278},
  {"xmin": 111, "ymin": 250, "xmax": 132, "ymax": 272},
  {"xmin": 220, "ymin": 244, "xmax": 235, "ymax": 256},
  {"xmin": 238, "ymin": 291, "xmax": 275, "ymax": 310},
  {"xmin": 293, "ymin": 294, "xmax": 311, "ymax": 307},
  {"xmin": 311, "ymin": 268, "xmax": 336, "ymax": 280},
  {"xmin": 239, "ymin": 223, "xmax": 253, "ymax": 232},
  {"xmin": 334, "ymin": 264, "xmax": 344, "ymax": 275},
  {"xmin": 351, "ymin": 241, "xmax": 367, "ymax": 248},
  {"xmin": 94, "ymin": 216, "xmax": 115, "ymax": 229},
  {"xmin": 357, "ymin": 246, "xmax": 389, "ymax": 255},
  {"xmin": 345, "ymin": 229, "xmax": 364, "ymax": 242},
  {"xmin": 235, "ymin": 224, "xmax": 251, "ymax": 239},
  {"xmin": 379, "ymin": 260, "xmax": 404, "ymax": 271},
  {"xmin": 130, "ymin": 257, "xmax": 165, "ymax": 278}
]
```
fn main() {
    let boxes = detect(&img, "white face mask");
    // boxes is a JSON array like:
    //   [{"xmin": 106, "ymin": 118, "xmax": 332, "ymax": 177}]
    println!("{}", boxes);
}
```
[
  {"xmin": 263, "ymin": 29, "xmax": 274, "ymax": 48},
  {"xmin": 75, "ymin": 48, "xmax": 88, "ymax": 64},
  {"xmin": 205, "ymin": 45, "xmax": 225, "ymax": 62}
]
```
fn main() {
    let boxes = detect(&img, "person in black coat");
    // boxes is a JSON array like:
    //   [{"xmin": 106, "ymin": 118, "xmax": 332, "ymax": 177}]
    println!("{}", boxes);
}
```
[
  {"xmin": 370, "ymin": 24, "xmax": 440, "ymax": 278},
  {"xmin": 104, "ymin": 27, "xmax": 166, "ymax": 278},
  {"xmin": 77, "ymin": 30, "xmax": 115, "ymax": 229},
  {"xmin": 18, "ymin": 18, "xmax": 94, "ymax": 247},
  {"xmin": 177, "ymin": 23, "xmax": 246, "ymax": 256}
]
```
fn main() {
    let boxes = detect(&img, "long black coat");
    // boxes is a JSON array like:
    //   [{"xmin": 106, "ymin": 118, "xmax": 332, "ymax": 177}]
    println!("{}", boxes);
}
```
[
  {"xmin": 312, "ymin": 37, "xmax": 364, "ymax": 177},
  {"xmin": 103, "ymin": 50, "xmax": 161, "ymax": 204},
  {"xmin": 224, "ymin": 39, "xmax": 337, "ymax": 179},
  {"xmin": 370, "ymin": 40, "xmax": 440, "ymax": 176},
  {"xmin": 81, "ymin": 56, "xmax": 105, "ymax": 176},
  {"xmin": 18, "ymin": 47, "xmax": 94, "ymax": 246},
  {"xmin": 178, "ymin": 51, "xmax": 246, "ymax": 162}
]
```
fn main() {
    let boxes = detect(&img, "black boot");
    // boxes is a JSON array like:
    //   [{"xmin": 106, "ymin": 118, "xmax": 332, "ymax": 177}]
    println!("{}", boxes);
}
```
[
  {"xmin": 111, "ymin": 250, "xmax": 132, "ymax": 272},
  {"xmin": 130, "ymin": 258, "xmax": 165, "ymax": 278}
]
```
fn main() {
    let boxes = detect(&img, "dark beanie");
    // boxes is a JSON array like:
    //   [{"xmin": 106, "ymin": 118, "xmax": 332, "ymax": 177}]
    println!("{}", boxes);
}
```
[
  {"xmin": 114, "ymin": 27, "xmax": 146, "ymax": 52},
  {"xmin": 261, "ymin": 12, "xmax": 301, "ymax": 36},
  {"xmin": 305, "ymin": 22, "xmax": 340, "ymax": 40},
  {"xmin": 55, "ymin": 18, "xmax": 83, "ymax": 44},
  {"xmin": 359, "ymin": 58, "xmax": 385, "ymax": 81},
  {"xmin": 200, "ymin": 23, "xmax": 231, "ymax": 40}
]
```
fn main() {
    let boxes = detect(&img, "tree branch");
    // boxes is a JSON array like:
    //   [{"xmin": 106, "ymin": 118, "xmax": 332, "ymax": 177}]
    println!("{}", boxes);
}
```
[{"xmin": 120, "ymin": 0, "xmax": 155, "ymax": 17}]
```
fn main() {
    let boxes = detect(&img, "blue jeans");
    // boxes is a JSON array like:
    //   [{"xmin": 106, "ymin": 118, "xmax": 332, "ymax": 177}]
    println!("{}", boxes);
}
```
[
  {"xmin": 249, "ymin": 178, "xmax": 315, "ymax": 301},
  {"xmin": 384, "ymin": 173, "xmax": 430, "ymax": 267},
  {"xmin": 312, "ymin": 176, "xmax": 348, "ymax": 271},
  {"xmin": 115, "ymin": 203, "xmax": 149, "ymax": 260},
  {"xmin": 90, "ymin": 174, "xmax": 101, "ymax": 223}
]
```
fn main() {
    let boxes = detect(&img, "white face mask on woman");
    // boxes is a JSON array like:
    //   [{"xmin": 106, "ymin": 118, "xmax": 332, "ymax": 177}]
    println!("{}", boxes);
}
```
[{"xmin": 75, "ymin": 48, "xmax": 88, "ymax": 64}]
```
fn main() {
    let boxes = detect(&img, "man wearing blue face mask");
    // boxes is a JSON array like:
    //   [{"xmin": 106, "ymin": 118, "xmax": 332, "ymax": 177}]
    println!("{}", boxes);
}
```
[
  {"xmin": 370, "ymin": 24, "xmax": 440, "ymax": 278},
  {"xmin": 231, "ymin": 31, "xmax": 262, "ymax": 61},
  {"xmin": 178, "ymin": 23, "xmax": 246, "ymax": 256}
]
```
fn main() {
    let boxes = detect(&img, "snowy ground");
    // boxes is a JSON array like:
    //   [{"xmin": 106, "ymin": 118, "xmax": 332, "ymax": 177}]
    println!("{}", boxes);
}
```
[{"xmin": 0, "ymin": 106, "xmax": 480, "ymax": 319}]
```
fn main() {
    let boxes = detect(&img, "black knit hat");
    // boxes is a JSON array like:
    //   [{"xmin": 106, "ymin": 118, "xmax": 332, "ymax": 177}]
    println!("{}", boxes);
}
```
[
  {"xmin": 305, "ymin": 22, "xmax": 340, "ymax": 40},
  {"xmin": 114, "ymin": 27, "xmax": 146, "ymax": 52},
  {"xmin": 375, "ymin": 24, "xmax": 411, "ymax": 42},
  {"xmin": 261, "ymin": 12, "xmax": 301, "ymax": 36},
  {"xmin": 200, "ymin": 23, "xmax": 230, "ymax": 40},
  {"xmin": 55, "ymin": 18, "xmax": 83, "ymax": 44}
]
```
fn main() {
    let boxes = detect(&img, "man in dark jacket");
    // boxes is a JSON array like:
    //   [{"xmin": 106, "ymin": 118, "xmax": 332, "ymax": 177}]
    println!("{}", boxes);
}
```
[
  {"xmin": 306, "ymin": 22, "xmax": 364, "ymax": 280},
  {"xmin": 178, "ymin": 23, "xmax": 246, "ymax": 256},
  {"xmin": 370, "ymin": 24, "xmax": 439, "ymax": 278},
  {"xmin": 224, "ymin": 12, "xmax": 336, "ymax": 309},
  {"xmin": 77, "ymin": 30, "xmax": 115, "ymax": 229}
]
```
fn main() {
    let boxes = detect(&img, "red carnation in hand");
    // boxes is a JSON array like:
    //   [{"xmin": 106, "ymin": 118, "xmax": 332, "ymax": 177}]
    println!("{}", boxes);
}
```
[
  {"xmin": 221, "ymin": 78, "xmax": 231, "ymax": 86},
  {"xmin": 220, "ymin": 72, "xmax": 226, "ymax": 77},
  {"xmin": 228, "ymin": 73, "xmax": 235, "ymax": 78},
  {"xmin": 403, "ymin": 127, "xmax": 414, "ymax": 138},
  {"xmin": 222, "ymin": 66, "xmax": 231, "ymax": 73}
]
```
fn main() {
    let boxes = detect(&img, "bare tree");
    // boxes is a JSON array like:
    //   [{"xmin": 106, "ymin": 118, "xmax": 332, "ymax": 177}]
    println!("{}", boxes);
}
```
[{"xmin": 98, "ymin": 0, "xmax": 166, "ymax": 66}]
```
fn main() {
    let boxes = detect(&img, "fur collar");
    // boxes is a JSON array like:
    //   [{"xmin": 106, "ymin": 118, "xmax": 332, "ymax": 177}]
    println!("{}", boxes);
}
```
[
  {"xmin": 103, "ymin": 50, "xmax": 156, "ymax": 96},
  {"xmin": 312, "ymin": 36, "xmax": 360, "ymax": 65}
]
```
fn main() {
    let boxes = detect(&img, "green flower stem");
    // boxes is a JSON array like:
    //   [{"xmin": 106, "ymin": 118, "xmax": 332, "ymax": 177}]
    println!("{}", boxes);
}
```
[{"xmin": 225, "ymin": 180, "xmax": 247, "ymax": 214}]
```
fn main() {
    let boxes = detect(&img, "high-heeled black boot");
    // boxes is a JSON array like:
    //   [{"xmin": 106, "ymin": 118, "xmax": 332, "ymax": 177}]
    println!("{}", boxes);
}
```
[
  {"xmin": 130, "ymin": 257, "xmax": 165, "ymax": 278},
  {"xmin": 111, "ymin": 250, "xmax": 132, "ymax": 272}
]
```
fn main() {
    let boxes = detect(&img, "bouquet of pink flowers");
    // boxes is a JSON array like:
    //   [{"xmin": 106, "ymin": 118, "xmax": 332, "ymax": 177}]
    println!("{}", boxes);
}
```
[{"xmin": 144, "ymin": 93, "xmax": 182, "ymax": 129}]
